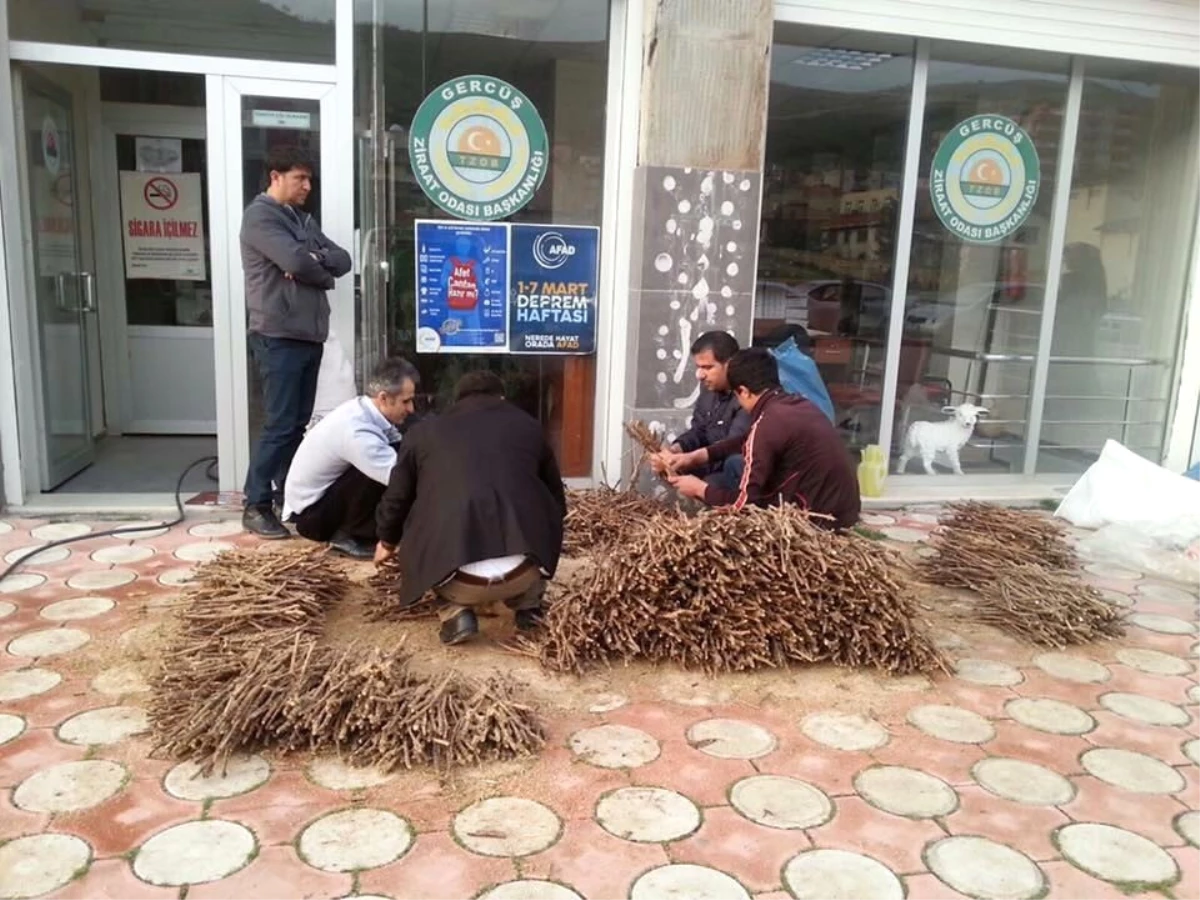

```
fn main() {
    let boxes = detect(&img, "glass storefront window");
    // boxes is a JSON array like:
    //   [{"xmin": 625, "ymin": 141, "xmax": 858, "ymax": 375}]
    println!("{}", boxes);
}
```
[
  {"xmin": 895, "ymin": 45, "xmax": 1069, "ymax": 474},
  {"xmin": 1037, "ymin": 61, "xmax": 1198, "ymax": 473},
  {"xmin": 757, "ymin": 25, "xmax": 915, "ymax": 460},
  {"xmin": 8, "ymin": 0, "xmax": 334, "ymax": 64},
  {"xmin": 354, "ymin": 0, "xmax": 610, "ymax": 476}
]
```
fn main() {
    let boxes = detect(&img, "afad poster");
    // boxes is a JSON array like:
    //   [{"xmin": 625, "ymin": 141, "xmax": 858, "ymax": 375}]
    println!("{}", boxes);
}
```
[{"xmin": 509, "ymin": 225, "xmax": 599, "ymax": 354}]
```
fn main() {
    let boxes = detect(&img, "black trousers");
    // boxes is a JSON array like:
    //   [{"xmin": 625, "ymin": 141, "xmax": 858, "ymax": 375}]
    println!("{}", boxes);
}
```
[{"xmin": 294, "ymin": 466, "xmax": 386, "ymax": 544}]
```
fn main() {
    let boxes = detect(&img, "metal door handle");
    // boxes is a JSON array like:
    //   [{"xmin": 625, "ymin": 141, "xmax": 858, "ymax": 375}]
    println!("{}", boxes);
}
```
[
  {"xmin": 54, "ymin": 272, "xmax": 70, "ymax": 311},
  {"xmin": 80, "ymin": 272, "xmax": 97, "ymax": 313}
]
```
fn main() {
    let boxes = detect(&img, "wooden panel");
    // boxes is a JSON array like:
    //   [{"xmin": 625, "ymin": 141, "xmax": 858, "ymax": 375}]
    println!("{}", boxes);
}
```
[{"xmin": 559, "ymin": 355, "xmax": 596, "ymax": 477}]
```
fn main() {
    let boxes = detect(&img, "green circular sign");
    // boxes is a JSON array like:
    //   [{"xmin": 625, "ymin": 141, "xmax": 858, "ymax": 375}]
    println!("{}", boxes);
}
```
[
  {"xmin": 930, "ymin": 114, "xmax": 1040, "ymax": 245},
  {"xmin": 408, "ymin": 75, "xmax": 549, "ymax": 222}
]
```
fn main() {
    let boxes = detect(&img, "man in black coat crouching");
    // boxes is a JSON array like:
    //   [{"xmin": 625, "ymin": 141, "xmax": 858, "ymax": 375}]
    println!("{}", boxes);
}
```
[{"xmin": 373, "ymin": 370, "xmax": 567, "ymax": 645}]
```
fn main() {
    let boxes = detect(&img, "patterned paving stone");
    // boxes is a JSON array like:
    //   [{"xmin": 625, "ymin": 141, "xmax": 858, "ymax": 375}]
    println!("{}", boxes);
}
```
[
  {"xmin": 0, "ymin": 833, "xmax": 92, "ymax": 899},
  {"xmin": 454, "ymin": 798, "xmax": 561, "ymax": 857},
  {"xmin": 115, "ymin": 521, "xmax": 169, "ymax": 539},
  {"xmin": 91, "ymin": 664, "xmax": 150, "ymax": 697},
  {"xmin": 1081, "ymin": 747, "xmax": 1186, "ymax": 794},
  {"xmin": 90, "ymin": 545, "xmax": 156, "ymax": 565},
  {"xmin": 1128, "ymin": 613, "xmax": 1197, "ymax": 636},
  {"xmin": 174, "ymin": 541, "xmax": 235, "ymax": 563},
  {"xmin": 1099, "ymin": 692, "xmax": 1191, "ymax": 727},
  {"xmin": 860, "ymin": 513, "xmax": 896, "ymax": 527},
  {"xmin": 1098, "ymin": 589, "xmax": 1133, "ymax": 607},
  {"xmin": 568, "ymin": 724, "xmax": 660, "ymax": 769},
  {"xmin": 1137, "ymin": 583, "xmax": 1196, "ymax": 605},
  {"xmin": 1057, "ymin": 823, "xmax": 1179, "ymax": 887},
  {"xmin": 953, "ymin": 658, "xmax": 1023, "ymax": 687},
  {"xmin": 595, "ymin": 787, "xmax": 700, "ymax": 842},
  {"xmin": 0, "ymin": 713, "xmax": 25, "ymax": 745},
  {"xmin": 854, "ymin": 765, "xmax": 957, "ymax": 819},
  {"xmin": 1184, "ymin": 739, "xmax": 1199, "ymax": 766},
  {"xmin": 1115, "ymin": 647, "xmax": 1193, "ymax": 676},
  {"xmin": 972, "ymin": 758, "xmax": 1074, "ymax": 806},
  {"xmin": 187, "ymin": 521, "xmax": 244, "ymax": 538},
  {"xmin": 480, "ymin": 882, "xmax": 583, "ymax": 900},
  {"xmin": 1177, "ymin": 811, "xmax": 1200, "ymax": 847},
  {"xmin": 1189, "ymin": 685, "xmax": 1200, "ymax": 705},
  {"xmin": 134, "ymin": 820, "xmax": 256, "ymax": 886},
  {"xmin": 58, "ymin": 705, "xmax": 149, "ymax": 745},
  {"xmin": 1084, "ymin": 563, "xmax": 1142, "ymax": 581},
  {"xmin": 4, "ymin": 545, "xmax": 71, "ymax": 566},
  {"xmin": 0, "ymin": 573, "xmax": 47, "ymax": 594},
  {"xmin": 298, "ymin": 808, "xmax": 412, "ymax": 872},
  {"xmin": 1034, "ymin": 652, "xmax": 1111, "ymax": 683},
  {"xmin": 12, "ymin": 760, "xmax": 127, "ymax": 812},
  {"xmin": 7, "ymin": 628, "xmax": 91, "ymax": 658},
  {"xmin": 307, "ymin": 756, "xmax": 396, "ymax": 791},
  {"xmin": 587, "ymin": 693, "xmax": 628, "ymax": 713},
  {"xmin": 782, "ymin": 849, "xmax": 904, "ymax": 900},
  {"xmin": 728, "ymin": 775, "xmax": 832, "ymax": 829},
  {"xmin": 686, "ymin": 719, "xmax": 777, "ymax": 759},
  {"xmin": 0, "ymin": 667, "xmax": 61, "ymax": 702},
  {"xmin": 1004, "ymin": 697, "xmax": 1095, "ymax": 735},
  {"xmin": 164, "ymin": 756, "xmax": 271, "ymax": 800},
  {"xmin": 157, "ymin": 568, "xmax": 195, "ymax": 587},
  {"xmin": 30, "ymin": 523, "xmax": 91, "ymax": 541},
  {"xmin": 39, "ymin": 596, "xmax": 115, "ymax": 621},
  {"xmin": 0, "ymin": 521, "xmax": 12, "ymax": 535},
  {"xmin": 66, "ymin": 569, "xmax": 137, "ymax": 591},
  {"xmin": 907, "ymin": 705, "xmax": 995, "ymax": 744},
  {"xmin": 925, "ymin": 835, "xmax": 1045, "ymax": 900},
  {"xmin": 881, "ymin": 527, "xmax": 926, "ymax": 543},
  {"xmin": 0, "ymin": 600, "xmax": 14, "ymax": 619},
  {"xmin": 630, "ymin": 864, "xmax": 750, "ymax": 900},
  {"xmin": 800, "ymin": 711, "xmax": 889, "ymax": 751}
]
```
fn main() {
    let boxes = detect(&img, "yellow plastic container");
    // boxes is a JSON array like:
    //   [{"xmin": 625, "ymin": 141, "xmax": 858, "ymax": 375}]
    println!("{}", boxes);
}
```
[{"xmin": 857, "ymin": 444, "xmax": 887, "ymax": 498}]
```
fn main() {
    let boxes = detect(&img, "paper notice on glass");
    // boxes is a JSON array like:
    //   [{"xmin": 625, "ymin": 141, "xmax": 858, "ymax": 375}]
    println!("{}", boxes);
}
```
[
  {"xmin": 120, "ymin": 172, "xmax": 206, "ymax": 280},
  {"xmin": 135, "ymin": 137, "xmax": 183, "ymax": 173}
]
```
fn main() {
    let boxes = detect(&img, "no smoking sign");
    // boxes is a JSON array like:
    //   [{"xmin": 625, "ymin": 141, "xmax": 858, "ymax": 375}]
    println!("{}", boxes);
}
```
[{"xmin": 143, "ymin": 176, "xmax": 179, "ymax": 211}]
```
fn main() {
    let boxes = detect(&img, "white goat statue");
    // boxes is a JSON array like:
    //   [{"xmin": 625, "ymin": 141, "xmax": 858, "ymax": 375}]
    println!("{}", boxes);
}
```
[{"xmin": 896, "ymin": 403, "xmax": 990, "ymax": 475}]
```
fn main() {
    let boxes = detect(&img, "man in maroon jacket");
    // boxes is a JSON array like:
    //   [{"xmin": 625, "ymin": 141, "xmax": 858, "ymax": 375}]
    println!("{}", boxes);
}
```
[{"xmin": 656, "ymin": 347, "xmax": 861, "ymax": 530}]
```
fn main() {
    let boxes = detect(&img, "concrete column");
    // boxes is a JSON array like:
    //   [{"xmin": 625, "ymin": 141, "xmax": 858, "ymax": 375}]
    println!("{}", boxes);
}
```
[{"xmin": 621, "ymin": 0, "xmax": 773, "ymax": 481}]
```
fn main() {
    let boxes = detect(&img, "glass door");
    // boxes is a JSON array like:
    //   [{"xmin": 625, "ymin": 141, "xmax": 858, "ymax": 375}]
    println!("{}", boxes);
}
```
[{"xmin": 18, "ymin": 69, "xmax": 96, "ymax": 489}]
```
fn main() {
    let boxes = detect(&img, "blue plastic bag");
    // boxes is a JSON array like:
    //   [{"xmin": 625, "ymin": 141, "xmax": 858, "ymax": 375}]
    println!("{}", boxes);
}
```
[
  {"xmin": 1185, "ymin": 463, "xmax": 1200, "ymax": 481},
  {"xmin": 770, "ymin": 337, "xmax": 835, "ymax": 423}
]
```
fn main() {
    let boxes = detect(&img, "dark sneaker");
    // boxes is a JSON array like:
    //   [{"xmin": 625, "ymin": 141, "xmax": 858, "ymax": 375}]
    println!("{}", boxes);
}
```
[
  {"xmin": 438, "ymin": 609, "xmax": 479, "ymax": 645},
  {"xmin": 328, "ymin": 532, "xmax": 374, "ymax": 560},
  {"xmin": 514, "ymin": 607, "xmax": 546, "ymax": 632},
  {"xmin": 242, "ymin": 505, "xmax": 290, "ymax": 540}
]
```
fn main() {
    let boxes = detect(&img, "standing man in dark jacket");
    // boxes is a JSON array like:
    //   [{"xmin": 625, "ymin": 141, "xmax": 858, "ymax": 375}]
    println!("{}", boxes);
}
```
[
  {"xmin": 658, "ymin": 348, "xmax": 861, "ymax": 530},
  {"xmin": 374, "ymin": 371, "xmax": 567, "ymax": 646},
  {"xmin": 664, "ymin": 331, "xmax": 752, "ymax": 489},
  {"xmin": 240, "ymin": 146, "xmax": 352, "ymax": 538}
]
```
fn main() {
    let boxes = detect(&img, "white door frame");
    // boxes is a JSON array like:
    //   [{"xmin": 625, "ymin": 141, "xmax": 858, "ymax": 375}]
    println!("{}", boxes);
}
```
[{"xmin": 206, "ymin": 75, "xmax": 346, "ymax": 493}]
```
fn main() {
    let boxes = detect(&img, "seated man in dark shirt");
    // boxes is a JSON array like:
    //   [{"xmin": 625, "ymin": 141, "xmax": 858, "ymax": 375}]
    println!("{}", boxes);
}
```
[{"xmin": 656, "ymin": 347, "xmax": 861, "ymax": 530}]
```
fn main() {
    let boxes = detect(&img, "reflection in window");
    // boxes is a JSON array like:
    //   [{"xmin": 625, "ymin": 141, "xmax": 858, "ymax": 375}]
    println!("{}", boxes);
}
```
[{"xmin": 756, "ymin": 26, "xmax": 914, "ymax": 458}]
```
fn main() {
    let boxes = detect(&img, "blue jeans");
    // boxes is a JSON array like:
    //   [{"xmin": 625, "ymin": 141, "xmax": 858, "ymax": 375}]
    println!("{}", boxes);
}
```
[
  {"xmin": 704, "ymin": 454, "xmax": 746, "ymax": 493},
  {"xmin": 244, "ymin": 334, "xmax": 323, "ymax": 508}
]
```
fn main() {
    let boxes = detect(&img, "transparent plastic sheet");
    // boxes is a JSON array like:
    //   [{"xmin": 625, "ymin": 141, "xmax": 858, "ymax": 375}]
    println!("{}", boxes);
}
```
[{"xmin": 311, "ymin": 328, "xmax": 358, "ymax": 424}]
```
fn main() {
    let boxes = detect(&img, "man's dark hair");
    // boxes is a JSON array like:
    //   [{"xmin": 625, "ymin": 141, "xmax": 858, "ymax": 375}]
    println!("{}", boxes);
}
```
[
  {"xmin": 455, "ymin": 369, "xmax": 505, "ymax": 401},
  {"xmin": 726, "ymin": 347, "xmax": 781, "ymax": 395},
  {"xmin": 265, "ymin": 146, "xmax": 314, "ymax": 177},
  {"xmin": 365, "ymin": 357, "xmax": 419, "ymax": 396},
  {"xmin": 690, "ymin": 330, "xmax": 740, "ymax": 363}
]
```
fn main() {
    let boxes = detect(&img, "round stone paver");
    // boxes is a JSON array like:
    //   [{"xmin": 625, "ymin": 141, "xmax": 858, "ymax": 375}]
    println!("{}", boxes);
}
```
[
  {"xmin": 630, "ymin": 864, "xmax": 751, "ymax": 900},
  {"xmin": 1084, "ymin": 563, "xmax": 1141, "ymax": 581},
  {"xmin": 801, "ymin": 711, "xmax": 889, "ymax": 751},
  {"xmin": 1136, "ymin": 583, "xmax": 1196, "ymax": 605},
  {"xmin": 13, "ymin": 760, "xmax": 128, "ymax": 813},
  {"xmin": 4, "ymin": 545, "xmax": 71, "ymax": 566},
  {"xmin": 164, "ymin": 756, "xmax": 271, "ymax": 800},
  {"xmin": 730, "ymin": 775, "xmax": 832, "ymax": 829},
  {"xmin": 1005, "ymin": 697, "xmax": 1095, "ymax": 735},
  {"xmin": 568, "ymin": 725, "xmax": 660, "ymax": 769},
  {"xmin": 882, "ymin": 527, "xmax": 926, "ymax": 544},
  {"xmin": 1034, "ymin": 652, "xmax": 1111, "ymax": 683},
  {"xmin": 0, "ymin": 573, "xmax": 47, "ymax": 594},
  {"xmin": 58, "ymin": 706, "xmax": 149, "ymax": 746},
  {"xmin": 453, "ymin": 798, "xmax": 560, "ymax": 858},
  {"xmin": 30, "ymin": 522, "xmax": 91, "ymax": 541},
  {"xmin": 596, "ymin": 787, "xmax": 701, "ymax": 842},
  {"xmin": 7, "ymin": 627, "xmax": 91, "ymax": 658},
  {"xmin": 0, "ymin": 521, "xmax": 12, "ymax": 535},
  {"xmin": 307, "ymin": 756, "xmax": 395, "ymax": 791},
  {"xmin": 954, "ymin": 658, "xmax": 1024, "ymax": 687},
  {"xmin": 854, "ymin": 766, "xmax": 957, "ymax": 818},
  {"xmin": 860, "ymin": 513, "xmax": 896, "ymax": 527},
  {"xmin": 0, "ymin": 667, "xmax": 62, "ymax": 702},
  {"xmin": 40, "ymin": 596, "xmax": 115, "ymax": 621},
  {"xmin": 66, "ymin": 569, "xmax": 137, "ymax": 591},
  {"xmin": 587, "ymin": 693, "xmax": 628, "ymax": 713},
  {"xmin": 907, "ymin": 705, "xmax": 995, "ymax": 744},
  {"xmin": 1098, "ymin": 589, "xmax": 1133, "ymax": 608},
  {"xmin": 1081, "ymin": 748, "xmax": 1186, "ymax": 794},
  {"xmin": 0, "ymin": 833, "xmax": 92, "ymax": 899},
  {"xmin": 90, "ymin": 545, "xmax": 156, "ymax": 565},
  {"xmin": 926, "ymin": 836, "xmax": 1045, "ymax": 900},
  {"xmin": 117, "ymin": 521, "xmax": 169, "ymax": 539},
  {"xmin": 1115, "ymin": 648, "xmax": 1193, "ymax": 677},
  {"xmin": 1057, "ymin": 823, "xmax": 1178, "ymax": 887},
  {"xmin": 1189, "ymin": 685, "xmax": 1200, "ymax": 705},
  {"xmin": 134, "ymin": 820, "xmax": 256, "ymax": 886},
  {"xmin": 299, "ymin": 808, "xmax": 412, "ymax": 872},
  {"xmin": 1129, "ymin": 613, "xmax": 1196, "ymax": 636},
  {"xmin": 0, "ymin": 712, "xmax": 25, "ymax": 745},
  {"xmin": 686, "ymin": 719, "xmax": 777, "ymax": 759},
  {"xmin": 188, "ymin": 520, "xmax": 245, "ymax": 538},
  {"xmin": 1181, "ymin": 739, "xmax": 1199, "ymax": 766},
  {"xmin": 158, "ymin": 568, "xmax": 196, "ymax": 587},
  {"xmin": 783, "ymin": 849, "xmax": 904, "ymax": 900},
  {"xmin": 0, "ymin": 599, "xmax": 14, "ymax": 619},
  {"xmin": 973, "ymin": 758, "xmax": 1074, "ymax": 806},
  {"xmin": 1100, "ymin": 692, "xmax": 1191, "ymax": 727},
  {"xmin": 175, "ymin": 541, "xmax": 235, "ymax": 563},
  {"xmin": 1176, "ymin": 811, "xmax": 1199, "ymax": 847},
  {"xmin": 92, "ymin": 664, "xmax": 150, "ymax": 696},
  {"xmin": 480, "ymin": 882, "xmax": 583, "ymax": 900}
]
